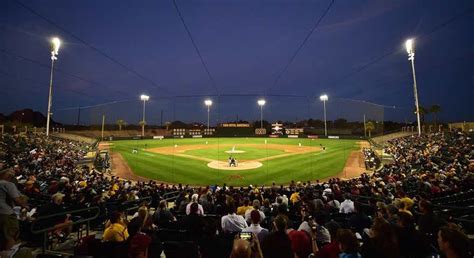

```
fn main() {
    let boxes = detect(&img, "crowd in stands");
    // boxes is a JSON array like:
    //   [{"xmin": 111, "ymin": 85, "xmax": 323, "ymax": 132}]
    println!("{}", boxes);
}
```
[
  {"xmin": 0, "ymin": 131, "xmax": 472, "ymax": 258},
  {"xmin": 362, "ymin": 148, "xmax": 380, "ymax": 170}
]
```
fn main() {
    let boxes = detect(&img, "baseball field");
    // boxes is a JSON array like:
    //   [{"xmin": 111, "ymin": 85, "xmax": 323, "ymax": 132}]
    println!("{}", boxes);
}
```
[{"xmin": 105, "ymin": 137, "xmax": 366, "ymax": 186}]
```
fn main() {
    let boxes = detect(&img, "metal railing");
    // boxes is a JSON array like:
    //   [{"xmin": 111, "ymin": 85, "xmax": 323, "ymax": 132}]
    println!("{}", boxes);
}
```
[
  {"xmin": 163, "ymin": 191, "xmax": 182, "ymax": 202},
  {"xmin": 30, "ymin": 206, "xmax": 100, "ymax": 253}
]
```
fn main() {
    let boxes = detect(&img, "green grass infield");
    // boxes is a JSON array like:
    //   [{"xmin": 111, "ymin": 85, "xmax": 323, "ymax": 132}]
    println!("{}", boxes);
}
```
[{"xmin": 110, "ymin": 137, "xmax": 361, "ymax": 186}]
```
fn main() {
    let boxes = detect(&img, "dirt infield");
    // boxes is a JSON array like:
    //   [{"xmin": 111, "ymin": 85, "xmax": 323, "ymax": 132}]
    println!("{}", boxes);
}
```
[
  {"xmin": 333, "ymin": 141, "xmax": 370, "ymax": 180},
  {"xmin": 109, "ymin": 152, "xmax": 150, "ymax": 182}
]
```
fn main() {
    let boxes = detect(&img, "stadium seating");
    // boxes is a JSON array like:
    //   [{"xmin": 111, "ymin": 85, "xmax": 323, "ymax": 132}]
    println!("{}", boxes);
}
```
[{"xmin": 0, "ymin": 131, "xmax": 472, "ymax": 257}]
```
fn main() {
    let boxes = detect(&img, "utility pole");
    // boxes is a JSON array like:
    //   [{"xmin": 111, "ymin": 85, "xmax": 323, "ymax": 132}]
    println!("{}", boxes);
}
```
[
  {"xmin": 101, "ymin": 114, "xmax": 105, "ymax": 140},
  {"xmin": 160, "ymin": 109, "xmax": 163, "ymax": 127},
  {"xmin": 77, "ymin": 108, "xmax": 81, "ymax": 126},
  {"xmin": 363, "ymin": 114, "xmax": 367, "ymax": 138}
]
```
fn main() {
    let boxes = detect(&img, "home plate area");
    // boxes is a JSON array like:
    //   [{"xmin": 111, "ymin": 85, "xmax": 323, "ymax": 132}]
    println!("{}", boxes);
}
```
[{"xmin": 207, "ymin": 160, "xmax": 263, "ymax": 170}]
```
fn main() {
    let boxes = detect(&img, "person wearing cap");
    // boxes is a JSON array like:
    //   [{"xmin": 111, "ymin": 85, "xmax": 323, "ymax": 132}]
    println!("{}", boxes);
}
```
[
  {"xmin": 0, "ymin": 168, "xmax": 28, "ymax": 251},
  {"xmin": 37, "ymin": 192, "xmax": 73, "ymax": 238},
  {"xmin": 186, "ymin": 193, "xmax": 204, "ymax": 215}
]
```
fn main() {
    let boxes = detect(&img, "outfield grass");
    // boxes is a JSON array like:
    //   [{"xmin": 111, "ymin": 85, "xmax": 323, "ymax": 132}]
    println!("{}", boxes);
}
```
[{"xmin": 111, "ymin": 137, "xmax": 360, "ymax": 186}]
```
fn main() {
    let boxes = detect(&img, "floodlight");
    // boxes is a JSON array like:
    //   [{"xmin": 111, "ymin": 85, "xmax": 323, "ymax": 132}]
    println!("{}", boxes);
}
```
[
  {"xmin": 204, "ymin": 99, "xmax": 213, "ymax": 106},
  {"xmin": 51, "ymin": 37, "xmax": 61, "ymax": 56},
  {"xmin": 405, "ymin": 39, "xmax": 414, "ymax": 54},
  {"xmin": 140, "ymin": 94, "xmax": 150, "ymax": 101},
  {"xmin": 257, "ymin": 99, "xmax": 266, "ymax": 106},
  {"xmin": 319, "ymin": 94, "xmax": 328, "ymax": 101}
]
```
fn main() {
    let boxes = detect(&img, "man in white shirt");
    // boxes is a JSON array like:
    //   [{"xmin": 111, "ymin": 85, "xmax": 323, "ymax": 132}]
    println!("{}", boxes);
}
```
[
  {"xmin": 242, "ymin": 210, "xmax": 269, "ymax": 242},
  {"xmin": 221, "ymin": 203, "xmax": 247, "ymax": 233},
  {"xmin": 186, "ymin": 194, "xmax": 204, "ymax": 215},
  {"xmin": 244, "ymin": 200, "xmax": 265, "ymax": 224},
  {"xmin": 339, "ymin": 195, "xmax": 355, "ymax": 214}
]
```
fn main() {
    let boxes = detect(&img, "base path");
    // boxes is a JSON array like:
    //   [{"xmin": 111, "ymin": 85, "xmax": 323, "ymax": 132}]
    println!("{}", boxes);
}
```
[
  {"xmin": 101, "ymin": 142, "xmax": 151, "ymax": 182},
  {"xmin": 333, "ymin": 141, "xmax": 370, "ymax": 180}
]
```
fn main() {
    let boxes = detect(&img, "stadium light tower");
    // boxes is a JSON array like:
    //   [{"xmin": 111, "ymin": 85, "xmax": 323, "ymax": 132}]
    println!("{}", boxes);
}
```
[
  {"xmin": 140, "ymin": 94, "xmax": 150, "ymax": 137},
  {"xmin": 204, "ymin": 99, "xmax": 212, "ymax": 130},
  {"xmin": 405, "ymin": 39, "xmax": 422, "ymax": 136},
  {"xmin": 46, "ymin": 37, "xmax": 61, "ymax": 137},
  {"xmin": 319, "ymin": 94, "xmax": 328, "ymax": 136},
  {"xmin": 257, "ymin": 99, "xmax": 266, "ymax": 129}
]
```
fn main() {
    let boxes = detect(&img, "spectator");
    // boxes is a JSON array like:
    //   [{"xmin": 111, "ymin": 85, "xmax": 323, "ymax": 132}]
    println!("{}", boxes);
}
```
[
  {"xmin": 127, "ymin": 206, "xmax": 152, "ymax": 238},
  {"xmin": 153, "ymin": 200, "xmax": 175, "ymax": 227},
  {"xmin": 361, "ymin": 217, "xmax": 399, "ymax": 258},
  {"xmin": 261, "ymin": 214, "xmax": 293, "ymax": 258},
  {"xmin": 437, "ymin": 225, "xmax": 472, "ymax": 258},
  {"xmin": 347, "ymin": 202, "xmax": 372, "ymax": 235},
  {"xmin": 396, "ymin": 211, "xmax": 429, "ymax": 257},
  {"xmin": 313, "ymin": 221, "xmax": 341, "ymax": 258},
  {"xmin": 229, "ymin": 236, "xmax": 263, "ymax": 258},
  {"xmin": 237, "ymin": 198, "xmax": 252, "ymax": 216},
  {"xmin": 0, "ymin": 168, "xmax": 28, "ymax": 251},
  {"xmin": 242, "ymin": 210, "xmax": 269, "ymax": 243},
  {"xmin": 222, "ymin": 202, "xmax": 247, "ymax": 233},
  {"xmin": 128, "ymin": 232, "xmax": 152, "ymax": 258},
  {"xmin": 245, "ymin": 199, "xmax": 265, "ymax": 224},
  {"xmin": 103, "ymin": 211, "xmax": 129, "ymax": 242},
  {"xmin": 181, "ymin": 202, "xmax": 205, "ymax": 239},
  {"xmin": 337, "ymin": 229, "xmax": 361, "ymax": 258},
  {"xmin": 186, "ymin": 193, "xmax": 204, "ymax": 215},
  {"xmin": 339, "ymin": 195, "xmax": 354, "ymax": 214},
  {"xmin": 417, "ymin": 200, "xmax": 444, "ymax": 240},
  {"xmin": 288, "ymin": 230, "xmax": 312, "ymax": 258}
]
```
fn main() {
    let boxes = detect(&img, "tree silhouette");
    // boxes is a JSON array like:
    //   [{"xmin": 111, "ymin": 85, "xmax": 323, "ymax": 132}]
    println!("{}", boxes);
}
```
[
  {"xmin": 429, "ymin": 104, "xmax": 441, "ymax": 126},
  {"xmin": 365, "ymin": 121, "xmax": 375, "ymax": 137},
  {"xmin": 116, "ymin": 119, "xmax": 125, "ymax": 131}
]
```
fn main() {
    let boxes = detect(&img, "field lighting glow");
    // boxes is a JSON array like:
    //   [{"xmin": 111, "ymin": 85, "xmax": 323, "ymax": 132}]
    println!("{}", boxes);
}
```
[
  {"xmin": 51, "ymin": 37, "xmax": 61, "ymax": 55},
  {"xmin": 140, "ymin": 94, "xmax": 150, "ymax": 101},
  {"xmin": 257, "ymin": 99, "xmax": 266, "ymax": 106}
]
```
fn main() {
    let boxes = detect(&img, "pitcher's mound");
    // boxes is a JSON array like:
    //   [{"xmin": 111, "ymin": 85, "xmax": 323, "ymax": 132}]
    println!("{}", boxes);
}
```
[{"xmin": 207, "ymin": 161, "xmax": 262, "ymax": 170}]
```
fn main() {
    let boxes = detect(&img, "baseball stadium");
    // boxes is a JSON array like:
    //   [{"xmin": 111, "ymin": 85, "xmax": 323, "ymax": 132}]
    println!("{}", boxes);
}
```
[{"xmin": 1, "ymin": 1, "xmax": 473, "ymax": 258}]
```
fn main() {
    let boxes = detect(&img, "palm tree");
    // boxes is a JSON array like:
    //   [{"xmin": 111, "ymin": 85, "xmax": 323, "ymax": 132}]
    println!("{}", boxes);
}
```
[
  {"xmin": 414, "ymin": 105, "xmax": 428, "ymax": 124},
  {"xmin": 429, "ymin": 104, "xmax": 441, "ymax": 126},
  {"xmin": 116, "ymin": 119, "xmax": 125, "ymax": 131},
  {"xmin": 365, "ymin": 121, "xmax": 375, "ymax": 137}
]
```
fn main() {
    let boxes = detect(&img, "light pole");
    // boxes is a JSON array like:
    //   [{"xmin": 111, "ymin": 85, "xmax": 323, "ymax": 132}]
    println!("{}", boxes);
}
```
[
  {"xmin": 46, "ymin": 37, "xmax": 61, "ymax": 137},
  {"xmin": 204, "ymin": 99, "xmax": 212, "ymax": 130},
  {"xmin": 405, "ymin": 39, "xmax": 422, "ymax": 136},
  {"xmin": 257, "ymin": 99, "xmax": 266, "ymax": 129},
  {"xmin": 320, "ymin": 94, "xmax": 328, "ymax": 136},
  {"xmin": 140, "ymin": 94, "xmax": 150, "ymax": 137}
]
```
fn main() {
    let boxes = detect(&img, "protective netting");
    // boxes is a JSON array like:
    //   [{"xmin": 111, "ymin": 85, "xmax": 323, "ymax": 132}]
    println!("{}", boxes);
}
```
[{"xmin": 52, "ymin": 95, "xmax": 387, "ymax": 137}]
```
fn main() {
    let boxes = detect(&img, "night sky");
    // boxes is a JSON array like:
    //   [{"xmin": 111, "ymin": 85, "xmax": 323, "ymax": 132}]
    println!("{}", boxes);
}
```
[{"xmin": 1, "ymin": 0, "xmax": 473, "ymax": 125}]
